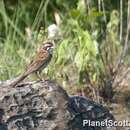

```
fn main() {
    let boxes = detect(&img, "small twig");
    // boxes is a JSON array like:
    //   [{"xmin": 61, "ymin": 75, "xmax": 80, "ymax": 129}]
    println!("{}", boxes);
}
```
[
  {"xmin": 119, "ymin": 0, "xmax": 123, "ymax": 42},
  {"xmin": 101, "ymin": 0, "xmax": 107, "ymax": 24},
  {"xmin": 98, "ymin": 0, "xmax": 101, "ymax": 12},
  {"xmin": 123, "ymin": 0, "xmax": 130, "ymax": 58},
  {"xmin": 84, "ymin": 0, "xmax": 90, "ymax": 14},
  {"xmin": 54, "ymin": 11, "xmax": 62, "ymax": 26}
]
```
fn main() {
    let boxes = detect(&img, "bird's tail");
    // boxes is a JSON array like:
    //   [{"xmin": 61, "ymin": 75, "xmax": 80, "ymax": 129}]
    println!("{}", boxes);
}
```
[{"xmin": 9, "ymin": 73, "xmax": 29, "ymax": 87}]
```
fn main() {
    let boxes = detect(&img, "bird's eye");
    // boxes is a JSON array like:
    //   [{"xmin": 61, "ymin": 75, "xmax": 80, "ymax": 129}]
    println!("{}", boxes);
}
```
[{"xmin": 46, "ymin": 47, "xmax": 50, "ymax": 51}]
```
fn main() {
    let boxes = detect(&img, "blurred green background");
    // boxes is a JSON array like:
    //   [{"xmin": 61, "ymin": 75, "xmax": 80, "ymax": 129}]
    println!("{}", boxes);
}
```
[{"xmin": 0, "ymin": 0, "xmax": 129, "ymax": 101}]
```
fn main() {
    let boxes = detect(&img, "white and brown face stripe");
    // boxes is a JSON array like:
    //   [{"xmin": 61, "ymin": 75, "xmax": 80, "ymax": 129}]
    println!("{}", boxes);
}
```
[{"xmin": 41, "ymin": 42, "xmax": 54, "ymax": 54}]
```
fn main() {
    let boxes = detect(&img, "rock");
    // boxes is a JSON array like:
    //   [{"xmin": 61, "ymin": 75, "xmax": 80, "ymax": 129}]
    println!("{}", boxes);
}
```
[
  {"xmin": 0, "ymin": 80, "xmax": 115, "ymax": 130},
  {"xmin": 112, "ymin": 67, "xmax": 130, "ymax": 103},
  {"xmin": 69, "ymin": 96, "xmax": 115, "ymax": 130}
]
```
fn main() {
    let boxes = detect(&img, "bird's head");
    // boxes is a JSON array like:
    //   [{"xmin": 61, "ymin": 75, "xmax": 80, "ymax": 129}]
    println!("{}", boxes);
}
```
[{"xmin": 41, "ymin": 41, "xmax": 54, "ymax": 54}]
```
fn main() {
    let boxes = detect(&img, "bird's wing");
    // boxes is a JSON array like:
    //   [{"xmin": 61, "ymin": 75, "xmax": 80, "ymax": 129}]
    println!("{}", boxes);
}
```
[{"xmin": 25, "ymin": 50, "xmax": 51, "ymax": 75}]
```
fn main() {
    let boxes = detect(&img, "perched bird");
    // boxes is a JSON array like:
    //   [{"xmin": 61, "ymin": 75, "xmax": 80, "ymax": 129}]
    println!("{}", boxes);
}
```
[{"xmin": 9, "ymin": 41, "xmax": 54, "ymax": 87}]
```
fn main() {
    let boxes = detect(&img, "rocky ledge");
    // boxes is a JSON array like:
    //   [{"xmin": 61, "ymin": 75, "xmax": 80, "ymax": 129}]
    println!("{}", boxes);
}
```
[{"xmin": 0, "ymin": 80, "xmax": 115, "ymax": 130}]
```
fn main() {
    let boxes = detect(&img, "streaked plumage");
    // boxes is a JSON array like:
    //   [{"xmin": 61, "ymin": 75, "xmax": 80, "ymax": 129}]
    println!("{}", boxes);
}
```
[{"xmin": 10, "ymin": 41, "xmax": 54, "ymax": 87}]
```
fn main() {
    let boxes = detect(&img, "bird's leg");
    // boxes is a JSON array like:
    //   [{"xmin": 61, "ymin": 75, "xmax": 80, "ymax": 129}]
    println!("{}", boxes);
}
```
[
  {"xmin": 35, "ymin": 71, "xmax": 44, "ymax": 81},
  {"xmin": 35, "ymin": 71, "xmax": 42, "ymax": 81}
]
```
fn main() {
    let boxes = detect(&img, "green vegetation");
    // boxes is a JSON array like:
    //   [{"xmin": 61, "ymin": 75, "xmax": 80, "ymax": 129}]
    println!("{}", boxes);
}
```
[{"xmin": 0, "ymin": 0, "xmax": 130, "ymax": 100}]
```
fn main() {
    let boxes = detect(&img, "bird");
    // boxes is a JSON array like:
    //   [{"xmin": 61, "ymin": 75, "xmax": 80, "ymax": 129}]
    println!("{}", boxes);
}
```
[{"xmin": 9, "ymin": 41, "xmax": 54, "ymax": 87}]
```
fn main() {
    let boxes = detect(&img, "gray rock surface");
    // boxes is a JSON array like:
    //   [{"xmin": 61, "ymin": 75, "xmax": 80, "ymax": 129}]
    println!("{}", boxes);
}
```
[{"xmin": 0, "ymin": 80, "xmax": 115, "ymax": 130}]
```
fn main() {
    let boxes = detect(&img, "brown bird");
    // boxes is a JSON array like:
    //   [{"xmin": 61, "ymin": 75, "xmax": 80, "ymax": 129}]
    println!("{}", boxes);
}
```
[{"xmin": 10, "ymin": 41, "xmax": 54, "ymax": 87}]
